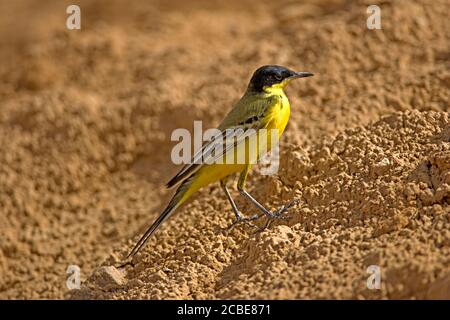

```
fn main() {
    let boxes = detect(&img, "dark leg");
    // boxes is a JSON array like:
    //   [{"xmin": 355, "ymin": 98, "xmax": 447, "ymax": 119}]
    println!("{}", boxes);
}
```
[
  {"xmin": 237, "ymin": 166, "xmax": 299, "ymax": 230},
  {"xmin": 220, "ymin": 178, "xmax": 260, "ymax": 230}
]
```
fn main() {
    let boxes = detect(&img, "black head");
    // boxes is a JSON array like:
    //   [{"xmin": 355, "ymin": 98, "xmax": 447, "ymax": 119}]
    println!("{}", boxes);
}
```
[{"xmin": 248, "ymin": 65, "xmax": 313, "ymax": 92}]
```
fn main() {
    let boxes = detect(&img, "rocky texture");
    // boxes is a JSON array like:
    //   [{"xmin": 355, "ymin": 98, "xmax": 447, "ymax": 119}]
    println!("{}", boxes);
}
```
[
  {"xmin": 73, "ymin": 110, "xmax": 450, "ymax": 299},
  {"xmin": 0, "ymin": 0, "xmax": 448, "ymax": 299}
]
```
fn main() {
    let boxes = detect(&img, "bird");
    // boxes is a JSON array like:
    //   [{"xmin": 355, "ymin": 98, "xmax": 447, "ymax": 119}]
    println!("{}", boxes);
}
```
[{"xmin": 126, "ymin": 65, "xmax": 313, "ymax": 260}]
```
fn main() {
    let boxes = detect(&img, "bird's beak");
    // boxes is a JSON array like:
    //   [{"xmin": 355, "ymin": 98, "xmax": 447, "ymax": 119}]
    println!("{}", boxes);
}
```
[
  {"xmin": 281, "ymin": 71, "xmax": 314, "ymax": 87},
  {"xmin": 291, "ymin": 71, "xmax": 314, "ymax": 79}
]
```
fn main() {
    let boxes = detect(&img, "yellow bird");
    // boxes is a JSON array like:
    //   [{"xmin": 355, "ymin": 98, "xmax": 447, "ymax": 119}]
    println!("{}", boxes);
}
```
[{"xmin": 126, "ymin": 65, "xmax": 313, "ymax": 260}]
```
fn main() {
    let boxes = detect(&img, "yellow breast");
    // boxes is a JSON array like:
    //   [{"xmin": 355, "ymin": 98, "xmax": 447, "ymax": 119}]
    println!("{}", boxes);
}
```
[{"xmin": 264, "ymin": 87, "xmax": 291, "ymax": 137}]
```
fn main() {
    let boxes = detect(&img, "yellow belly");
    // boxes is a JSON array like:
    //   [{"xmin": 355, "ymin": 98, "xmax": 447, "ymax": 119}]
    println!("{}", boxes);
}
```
[{"xmin": 180, "ymin": 92, "xmax": 291, "ymax": 202}]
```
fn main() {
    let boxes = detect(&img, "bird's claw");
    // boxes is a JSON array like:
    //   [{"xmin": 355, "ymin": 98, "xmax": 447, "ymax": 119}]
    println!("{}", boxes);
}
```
[
  {"xmin": 227, "ymin": 199, "xmax": 300, "ymax": 233},
  {"xmin": 271, "ymin": 198, "xmax": 299, "ymax": 220},
  {"xmin": 255, "ymin": 198, "xmax": 300, "ymax": 232},
  {"xmin": 226, "ymin": 213, "xmax": 262, "ymax": 230}
]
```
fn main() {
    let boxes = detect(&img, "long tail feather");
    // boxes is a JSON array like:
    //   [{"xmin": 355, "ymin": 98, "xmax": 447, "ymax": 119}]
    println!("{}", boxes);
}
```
[
  {"xmin": 126, "ymin": 202, "xmax": 178, "ymax": 259},
  {"xmin": 126, "ymin": 175, "xmax": 195, "ymax": 260}
]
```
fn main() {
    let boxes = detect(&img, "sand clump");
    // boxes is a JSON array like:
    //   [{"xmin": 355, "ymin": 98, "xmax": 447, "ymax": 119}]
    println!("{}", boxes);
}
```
[
  {"xmin": 0, "ymin": 0, "xmax": 448, "ymax": 299},
  {"xmin": 89, "ymin": 266, "xmax": 127, "ymax": 290}
]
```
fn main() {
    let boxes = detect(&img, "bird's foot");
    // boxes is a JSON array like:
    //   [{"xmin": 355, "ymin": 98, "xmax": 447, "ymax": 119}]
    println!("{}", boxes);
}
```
[
  {"xmin": 270, "ymin": 198, "xmax": 300, "ymax": 219},
  {"xmin": 226, "ymin": 213, "xmax": 262, "ymax": 230},
  {"xmin": 257, "ymin": 198, "xmax": 300, "ymax": 232}
]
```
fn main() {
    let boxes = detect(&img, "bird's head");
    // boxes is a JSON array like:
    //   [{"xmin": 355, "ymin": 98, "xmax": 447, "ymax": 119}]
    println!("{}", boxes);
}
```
[{"xmin": 248, "ymin": 65, "xmax": 313, "ymax": 93}]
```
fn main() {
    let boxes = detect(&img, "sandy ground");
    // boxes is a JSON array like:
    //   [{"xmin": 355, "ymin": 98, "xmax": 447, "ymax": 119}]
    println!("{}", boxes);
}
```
[{"xmin": 0, "ymin": 0, "xmax": 449, "ymax": 299}]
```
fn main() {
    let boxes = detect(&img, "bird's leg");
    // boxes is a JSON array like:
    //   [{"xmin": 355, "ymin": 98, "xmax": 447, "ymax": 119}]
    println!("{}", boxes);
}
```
[
  {"xmin": 220, "ymin": 179, "xmax": 261, "ymax": 230},
  {"xmin": 237, "ymin": 166, "xmax": 297, "ymax": 224}
]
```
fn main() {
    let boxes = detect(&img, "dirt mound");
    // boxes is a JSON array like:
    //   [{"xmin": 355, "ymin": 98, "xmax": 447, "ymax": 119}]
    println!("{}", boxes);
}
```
[
  {"xmin": 72, "ymin": 110, "xmax": 449, "ymax": 299},
  {"xmin": 0, "ymin": 0, "xmax": 448, "ymax": 299}
]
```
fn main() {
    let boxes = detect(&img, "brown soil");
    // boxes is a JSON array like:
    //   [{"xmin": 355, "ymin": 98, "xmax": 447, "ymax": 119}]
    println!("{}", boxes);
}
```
[{"xmin": 0, "ymin": 0, "xmax": 448, "ymax": 299}]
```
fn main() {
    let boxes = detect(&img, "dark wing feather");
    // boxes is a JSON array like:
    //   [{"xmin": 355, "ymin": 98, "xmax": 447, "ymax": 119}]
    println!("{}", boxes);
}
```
[{"xmin": 166, "ymin": 94, "xmax": 278, "ymax": 188}]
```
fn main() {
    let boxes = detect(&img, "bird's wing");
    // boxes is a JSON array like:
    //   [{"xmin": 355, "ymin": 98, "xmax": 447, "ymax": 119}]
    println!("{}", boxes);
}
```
[
  {"xmin": 166, "ymin": 129, "xmax": 236, "ymax": 188},
  {"xmin": 166, "ymin": 94, "xmax": 278, "ymax": 188}
]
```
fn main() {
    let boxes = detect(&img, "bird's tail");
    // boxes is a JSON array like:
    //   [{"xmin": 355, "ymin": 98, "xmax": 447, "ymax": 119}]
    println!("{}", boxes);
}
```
[{"xmin": 126, "ymin": 175, "xmax": 195, "ymax": 260}]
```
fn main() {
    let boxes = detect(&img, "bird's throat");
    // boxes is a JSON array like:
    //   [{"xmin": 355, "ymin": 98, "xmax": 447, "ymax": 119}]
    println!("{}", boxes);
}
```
[{"xmin": 263, "ymin": 83, "xmax": 286, "ymax": 96}]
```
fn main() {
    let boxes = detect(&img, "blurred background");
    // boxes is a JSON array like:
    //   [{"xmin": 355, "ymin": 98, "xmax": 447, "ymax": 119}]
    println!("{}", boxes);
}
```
[{"xmin": 0, "ymin": 0, "xmax": 448, "ymax": 299}]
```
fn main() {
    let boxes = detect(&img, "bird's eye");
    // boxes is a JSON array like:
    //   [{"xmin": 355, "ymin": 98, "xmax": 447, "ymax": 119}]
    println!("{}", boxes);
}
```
[{"xmin": 275, "ymin": 74, "xmax": 282, "ymax": 81}]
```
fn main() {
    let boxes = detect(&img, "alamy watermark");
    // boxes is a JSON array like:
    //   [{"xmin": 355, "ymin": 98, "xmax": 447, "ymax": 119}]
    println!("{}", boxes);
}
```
[
  {"xmin": 367, "ymin": 5, "xmax": 381, "ymax": 30},
  {"xmin": 366, "ymin": 265, "xmax": 381, "ymax": 290},
  {"xmin": 170, "ymin": 121, "xmax": 281, "ymax": 175},
  {"xmin": 66, "ymin": 265, "xmax": 81, "ymax": 290},
  {"xmin": 66, "ymin": 5, "xmax": 81, "ymax": 30}
]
